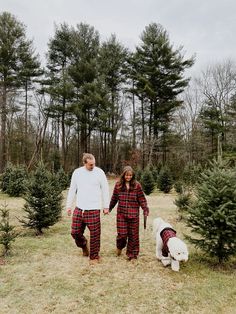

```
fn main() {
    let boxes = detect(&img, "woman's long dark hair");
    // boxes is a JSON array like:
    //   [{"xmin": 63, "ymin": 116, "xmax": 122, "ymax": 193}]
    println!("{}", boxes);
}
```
[{"xmin": 117, "ymin": 166, "xmax": 137, "ymax": 190}]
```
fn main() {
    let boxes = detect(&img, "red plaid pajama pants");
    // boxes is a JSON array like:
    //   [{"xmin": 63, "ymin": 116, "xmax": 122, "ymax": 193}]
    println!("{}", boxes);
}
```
[
  {"xmin": 117, "ymin": 213, "xmax": 139, "ymax": 259},
  {"xmin": 71, "ymin": 207, "xmax": 101, "ymax": 260}
]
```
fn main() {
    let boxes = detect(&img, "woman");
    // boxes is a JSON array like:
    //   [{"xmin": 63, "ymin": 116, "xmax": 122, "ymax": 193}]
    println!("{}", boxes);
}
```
[{"xmin": 109, "ymin": 166, "xmax": 149, "ymax": 260}]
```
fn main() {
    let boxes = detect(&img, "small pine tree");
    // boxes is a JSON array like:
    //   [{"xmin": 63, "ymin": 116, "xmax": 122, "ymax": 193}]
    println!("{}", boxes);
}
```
[
  {"xmin": 174, "ymin": 180, "xmax": 184, "ymax": 194},
  {"xmin": 186, "ymin": 161, "xmax": 236, "ymax": 263},
  {"xmin": 135, "ymin": 168, "xmax": 142, "ymax": 182},
  {"xmin": 174, "ymin": 192, "xmax": 192, "ymax": 220},
  {"xmin": 21, "ymin": 163, "xmax": 62, "ymax": 235},
  {"xmin": 158, "ymin": 167, "xmax": 173, "ymax": 193},
  {"xmin": 56, "ymin": 167, "xmax": 70, "ymax": 192},
  {"xmin": 140, "ymin": 169, "xmax": 155, "ymax": 195},
  {"xmin": 0, "ymin": 204, "xmax": 19, "ymax": 256},
  {"xmin": 1, "ymin": 163, "xmax": 13, "ymax": 192},
  {"xmin": 182, "ymin": 163, "xmax": 202, "ymax": 188},
  {"xmin": 151, "ymin": 168, "xmax": 159, "ymax": 183},
  {"xmin": 5, "ymin": 165, "xmax": 28, "ymax": 197}
]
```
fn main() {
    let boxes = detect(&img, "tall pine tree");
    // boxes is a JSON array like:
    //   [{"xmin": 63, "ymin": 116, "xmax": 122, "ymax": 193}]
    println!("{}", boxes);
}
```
[
  {"xmin": 46, "ymin": 23, "xmax": 75, "ymax": 169},
  {"xmin": 0, "ymin": 12, "xmax": 41, "ymax": 172},
  {"xmin": 131, "ymin": 23, "xmax": 194, "ymax": 163}
]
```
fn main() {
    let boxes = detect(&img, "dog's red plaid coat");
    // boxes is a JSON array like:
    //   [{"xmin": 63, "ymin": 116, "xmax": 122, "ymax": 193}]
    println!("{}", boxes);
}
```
[
  {"xmin": 71, "ymin": 207, "xmax": 101, "ymax": 260},
  {"xmin": 160, "ymin": 227, "xmax": 177, "ymax": 257},
  {"xmin": 109, "ymin": 182, "xmax": 149, "ymax": 259}
]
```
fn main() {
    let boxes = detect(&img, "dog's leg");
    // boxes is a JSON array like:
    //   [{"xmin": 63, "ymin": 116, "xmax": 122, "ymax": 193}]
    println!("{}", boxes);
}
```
[
  {"xmin": 156, "ymin": 233, "xmax": 171, "ymax": 266},
  {"xmin": 156, "ymin": 233, "xmax": 164, "ymax": 260},
  {"xmin": 161, "ymin": 256, "xmax": 171, "ymax": 266},
  {"xmin": 171, "ymin": 258, "xmax": 180, "ymax": 271}
]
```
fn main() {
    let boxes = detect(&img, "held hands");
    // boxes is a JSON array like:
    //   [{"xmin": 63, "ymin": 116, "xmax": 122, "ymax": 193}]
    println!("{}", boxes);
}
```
[
  {"xmin": 67, "ymin": 208, "xmax": 109, "ymax": 216},
  {"xmin": 103, "ymin": 208, "xmax": 109, "ymax": 215},
  {"xmin": 67, "ymin": 208, "xmax": 72, "ymax": 216}
]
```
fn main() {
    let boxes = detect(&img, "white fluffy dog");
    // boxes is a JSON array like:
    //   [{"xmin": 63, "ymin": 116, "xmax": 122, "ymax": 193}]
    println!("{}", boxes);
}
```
[{"xmin": 153, "ymin": 217, "xmax": 188, "ymax": 271}]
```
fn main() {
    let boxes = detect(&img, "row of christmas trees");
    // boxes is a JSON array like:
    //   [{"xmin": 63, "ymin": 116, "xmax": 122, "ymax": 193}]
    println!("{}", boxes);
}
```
[{"xmin": 0, "ymin": 161, "xmax": 236, "ymax": 264}]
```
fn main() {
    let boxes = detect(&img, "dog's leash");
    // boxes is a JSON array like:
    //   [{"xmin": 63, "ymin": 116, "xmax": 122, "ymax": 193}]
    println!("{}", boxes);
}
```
[{"xmin": 144, "ymin": 215, "xmax": 147, "ymax": 230}]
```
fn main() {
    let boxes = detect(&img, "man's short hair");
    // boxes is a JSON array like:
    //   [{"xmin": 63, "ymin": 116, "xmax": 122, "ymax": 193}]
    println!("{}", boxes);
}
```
[{"xmin": 82, "ymin": 153, "xmax": 95, "ymax": 164}]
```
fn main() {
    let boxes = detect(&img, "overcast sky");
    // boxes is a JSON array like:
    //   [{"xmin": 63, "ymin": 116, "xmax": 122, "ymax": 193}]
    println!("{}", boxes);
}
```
[{"xmin": 1, "ymin": 0, "xmax": 235, "ymax": 75}]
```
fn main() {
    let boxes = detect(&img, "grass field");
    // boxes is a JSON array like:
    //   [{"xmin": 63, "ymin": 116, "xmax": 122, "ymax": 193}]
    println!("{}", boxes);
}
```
[{"xmin": 0, "ymin": 180, "xmax": 236, "ymax": 314}]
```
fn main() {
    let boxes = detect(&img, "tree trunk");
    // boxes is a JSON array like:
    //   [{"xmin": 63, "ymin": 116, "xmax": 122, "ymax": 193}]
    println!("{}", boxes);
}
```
[
  {"xmin": 141, "ymin": 98, "xmax": 145, "ymax": 170},
  {"xmin": 80, "ymin": 110, "xmax": 87, "ymax": 154},
  {"xmin": 132, "ymin": 83, "xmax": 136, "ymax": 149},
  {"xmin": 24, "ymin": 80, "xmax": 28, "ymax": 164},
  {"xmin": 61, "ymin": 96, "xmax": 66, "ymax": 169},
  {"xmin": 76, "ymin": 118, "xmax": 80, "ymax": 166},
  {"xmin": 0, "ymin": 83, "xmax": 7, "ymax": 172},
  {"xmin": 111, "ymin": 93, "xmax": 117, "ymax": 173}
]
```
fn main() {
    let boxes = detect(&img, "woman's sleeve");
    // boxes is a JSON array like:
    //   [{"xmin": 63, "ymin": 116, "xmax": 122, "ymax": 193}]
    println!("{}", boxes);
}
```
[
  {"xmin": 137, "ymin": 182, "xmax": 149, "ymax": 216},
  {"xmin": 109, "ymin": 183, "xmax": 119, "ymax": 212}
]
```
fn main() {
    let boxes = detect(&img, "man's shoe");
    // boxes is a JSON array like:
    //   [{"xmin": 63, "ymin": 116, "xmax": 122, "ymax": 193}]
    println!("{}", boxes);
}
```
[
  {"xmin": 116, "ymin": 248, "xmax": 122, "ymax": 256},
  {"xmin": 82, "ymin": 245, "xmax": 89, "ymax": 257}
]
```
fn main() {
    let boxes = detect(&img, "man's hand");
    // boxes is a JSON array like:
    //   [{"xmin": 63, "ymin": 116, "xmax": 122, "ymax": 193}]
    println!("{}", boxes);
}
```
[
  {"xmin": 103, "ymin": 208, "xmax": 109, "ymax": 215},
  {"xmin": 67, "ymin": 208, "xmax": 72, "ymax": 216}
]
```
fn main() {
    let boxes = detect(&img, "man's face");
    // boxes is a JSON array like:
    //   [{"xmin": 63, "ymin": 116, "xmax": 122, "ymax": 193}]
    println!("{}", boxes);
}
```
[{"xmin": 85, "ymin": 158, "xmax": 95, "ymax": 171}]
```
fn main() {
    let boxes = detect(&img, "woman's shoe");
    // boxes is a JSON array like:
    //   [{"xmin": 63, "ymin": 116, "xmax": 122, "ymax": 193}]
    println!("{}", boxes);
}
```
[{"xmin": 116, "ymin": 248, "xmax": 122, "ymax": 256}]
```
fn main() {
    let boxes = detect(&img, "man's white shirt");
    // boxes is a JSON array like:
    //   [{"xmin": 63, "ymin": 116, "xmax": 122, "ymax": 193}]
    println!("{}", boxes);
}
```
[{"xmin": 66, "ymin": 166, "xmax": 109, "ymax": 210}]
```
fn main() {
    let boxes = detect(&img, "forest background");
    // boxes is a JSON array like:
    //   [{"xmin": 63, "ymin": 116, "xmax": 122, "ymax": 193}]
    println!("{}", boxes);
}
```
[{"xmin": 0, "ymin": 11, "xmax": 236, "ymax": 177}]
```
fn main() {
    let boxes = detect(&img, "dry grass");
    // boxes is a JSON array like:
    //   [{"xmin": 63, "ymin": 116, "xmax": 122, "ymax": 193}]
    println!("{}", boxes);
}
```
[{"xmin": 0, "ymin": 182, "xmax": 236, "ymax": 314}]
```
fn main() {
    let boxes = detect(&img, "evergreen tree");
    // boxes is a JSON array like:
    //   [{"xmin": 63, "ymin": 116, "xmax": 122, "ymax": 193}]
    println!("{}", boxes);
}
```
[
  {"xmin": 140, "ymin": 169, "xmax": 155, "ymax": 195},
  {"xmin": 21, "ymin": 163, "xmax": 62, "ymax": 235},
  {"xmin": 69, "ymin": 23, "xmax": 100, "ymax": 155},
  {"xmin": 18, "ymin": 42, "xmax": 42, "ymax": 164},
  {"xmin": 46, "ymin": 23, "xmax": 75, "ymax": 169},
  {"xmin": 55, "ymin": 167, "xmax": 70, "ymax": 192},
  {"xmin": 0, "ymin": 12, "xmax": 40, "ymax": 172},
  {"xmin": 186, "ymin": 161, "xmax": 236, "ymax": 263},
  {"xmin": 151, "ymin": 167, "xmax": 159, "ymax": 183},
  {"xmin": 4, "ymin": 165, "xmax": 28, "ymax": 197},
  {"xmin": 199, "ymin": 102, "xmax": 224, "ymax": 155},
  {"xmin": 174, "ymin": 191, "xmax": 192, "ymax": 220},
  {"xmin": 180, "ymin": 163, "xmax": 203, "ymax": 189},
  {"xmin": 158, "ymin": 167, "xmax": 173, "ymax": 193},
  {"xmin": 0, "ymin": 204, "xmax": 18, "ymax": 256},
  {"xmin": 135, "ymin": 168, "xmax": 143, "ymax": 182},
  {"xmin": 130, "ymin": 23, "xmax": 194, "ymax": 162},
  {"xmin": 98, "ymin": 35, "xmax": 128, "ymax": 171},
  {"xmin": 174, "ymin": 180, "xmax": 184, "ymax": 194},
  {"xmin": 1, "ymin": 163, "xmax": 13, "ymax": 192}
]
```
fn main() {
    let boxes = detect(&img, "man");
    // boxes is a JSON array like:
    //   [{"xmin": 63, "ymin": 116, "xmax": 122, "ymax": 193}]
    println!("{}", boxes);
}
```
[{"xmin": 66, "ymin": 153, "xmax": 109, "ymax": 265}]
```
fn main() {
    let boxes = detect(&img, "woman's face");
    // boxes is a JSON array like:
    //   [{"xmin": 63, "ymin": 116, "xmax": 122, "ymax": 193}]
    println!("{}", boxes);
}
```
[{"xmin": 124, "ymin": 171, "xmax": 133, "ymax": 182}]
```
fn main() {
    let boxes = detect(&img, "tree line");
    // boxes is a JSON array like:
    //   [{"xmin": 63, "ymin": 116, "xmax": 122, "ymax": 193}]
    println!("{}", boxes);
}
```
[{"xmin": 0, "ymin": 11, "xmax": 236, "ymax": 176}]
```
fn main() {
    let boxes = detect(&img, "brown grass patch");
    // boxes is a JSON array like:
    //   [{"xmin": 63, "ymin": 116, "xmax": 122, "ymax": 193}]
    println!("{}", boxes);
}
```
[{"xmin": 0, "ymin": 181, "xmax": 235, "ymax": 314}]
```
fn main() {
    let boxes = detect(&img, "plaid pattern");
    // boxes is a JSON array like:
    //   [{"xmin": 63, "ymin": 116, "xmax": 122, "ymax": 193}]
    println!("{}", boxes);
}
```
[
  {"xmin": 160, "ymin": 227, "xmax": 176, "ymax": 257},
  {"xmin": 110, "ymin": 181, "xmax": 148, "ymax": 259},
  {"xmin": 109, "ymin": 182, "xmax": 149, "ymax": 217},
  {"xmin": 117, "ymin": 213, "xmax": 139, "ymax": 259},
  {"xmin": 71, "ymin": 207, "xmax": 101, "ymax": 260}
]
